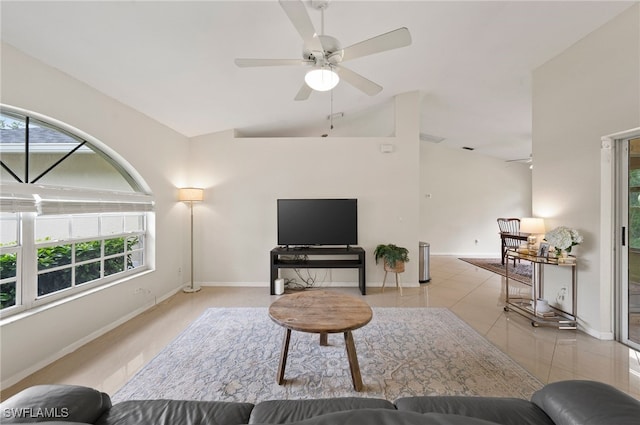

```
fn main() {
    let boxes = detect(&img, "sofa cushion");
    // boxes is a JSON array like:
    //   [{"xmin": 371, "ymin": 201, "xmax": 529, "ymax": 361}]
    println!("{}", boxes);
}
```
[
  {"xmin": 249, "ymin": 398, "xmax": 395, "ymax": 424},
  {"xmin": 394, "ymin": 396, "xmax": 554, "ymax": 425},
  {"xmin": 95, "ymin": 399, "xmax": 254, "ymax": 425},
  {"xmin": 252, "ymin": 409, "xmax": 503, "ymax": 425},
  {"xmin": 531, "ymin": 380, "xmax": 640, "ymax": 425},
  {"xmin": 0, "ymin": 384, "xmax": 111, "ymax": 424}
]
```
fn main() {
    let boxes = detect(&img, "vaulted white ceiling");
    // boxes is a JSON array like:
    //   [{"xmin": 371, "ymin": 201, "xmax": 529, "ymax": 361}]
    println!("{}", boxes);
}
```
[{"xmin": 1, "ymin": 1, "xmax": 635, "ymax": 161}]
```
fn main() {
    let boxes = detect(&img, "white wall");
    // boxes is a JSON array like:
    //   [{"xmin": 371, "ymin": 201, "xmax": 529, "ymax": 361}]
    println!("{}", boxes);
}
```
[
  {"xmin": 0, "ymin": 43, "xmax": 191, "ymax": 387},
  {"xmin": 532, "ymin": 5, "xmax": 640, "ymax": 337},
  {"xmin": 188, "ymin": 92, "xmax": 422, "ymax": 288},
  {"xmin": 420, "ymin": 142, "xmax": 532, "ymax": 256},
  {"xmin": 0, "ymin": 46, "xmax": 535, "ymax": 388}
]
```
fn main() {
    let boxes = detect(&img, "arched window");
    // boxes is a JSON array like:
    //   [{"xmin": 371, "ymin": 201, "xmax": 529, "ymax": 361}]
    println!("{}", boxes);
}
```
[{"xmin": 0, "ymin": 105, "xmax": 154, "ymax": 316}]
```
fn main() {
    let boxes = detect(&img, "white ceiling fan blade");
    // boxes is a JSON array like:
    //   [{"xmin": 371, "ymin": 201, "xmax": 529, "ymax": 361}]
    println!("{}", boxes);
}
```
[
  {"xmin": 335, "ymin": 66, "xmax": 382, "ymax": 96},
  {"xmin": 234, "ymin": 58, "xmax": 311, "ymax": 67},
  {"xmin": 294, "ymin": 83, "xmax": 313, "ymax": 101},
  {"xmin": 342, "ymin": 27, "xmax": 412, "ymax": 62},
  {"xmin": 279, "ymin": 0, "xmax": 324, "ymax": 54},
  {"xmin": 506, "ymin": 154, "xmax": 533, "ymax": 163}
]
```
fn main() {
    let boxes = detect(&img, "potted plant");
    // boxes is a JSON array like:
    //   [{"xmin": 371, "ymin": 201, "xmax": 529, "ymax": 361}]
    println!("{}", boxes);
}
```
[
  {"xmin": 374, "ymin": 244, "xmax": 410, "ymax": 273},
  {"xmin": 544, "ymin": 226, "xmax": 583, "ymax": 258}
]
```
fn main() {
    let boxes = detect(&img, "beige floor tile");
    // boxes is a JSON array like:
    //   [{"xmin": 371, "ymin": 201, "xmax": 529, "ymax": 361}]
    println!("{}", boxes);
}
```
[{"xmin": 2, "ymin": 256, "xmax": 639, "ymax": 401}]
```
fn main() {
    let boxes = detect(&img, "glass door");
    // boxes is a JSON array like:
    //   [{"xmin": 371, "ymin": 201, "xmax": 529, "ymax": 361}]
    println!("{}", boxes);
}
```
[{"xmin": 622, "ymin": 137, "xmax": 640, "ymax": 350}]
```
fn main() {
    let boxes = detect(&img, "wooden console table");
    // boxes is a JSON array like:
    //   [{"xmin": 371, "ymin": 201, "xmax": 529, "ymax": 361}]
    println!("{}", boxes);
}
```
[
  {"xmin": 504, "ymin": 250, "xmax": 577, "ymax": 329},
  {"xmin": 270, "ymin": 246, "xmax": 366, "ymax": 295}
]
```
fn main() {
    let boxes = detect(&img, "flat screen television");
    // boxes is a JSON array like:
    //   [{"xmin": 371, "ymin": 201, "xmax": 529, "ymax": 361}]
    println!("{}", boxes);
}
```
[{"xmin": 277, "ymin": 198, "xmax": 358, "ymax": 247}]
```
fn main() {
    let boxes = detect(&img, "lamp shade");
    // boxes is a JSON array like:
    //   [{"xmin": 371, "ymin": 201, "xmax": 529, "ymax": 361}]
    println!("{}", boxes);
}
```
[
  {"xmin": 178, "ymin": 187, "xmax": 204, "ymax": 202},
  {"xmin": 520, "ymin": 217, "xmax": 545, "ymax": 234},
  {"xmin": 305, "ymin": 68, "xmax": 339, "ymax": 91}
]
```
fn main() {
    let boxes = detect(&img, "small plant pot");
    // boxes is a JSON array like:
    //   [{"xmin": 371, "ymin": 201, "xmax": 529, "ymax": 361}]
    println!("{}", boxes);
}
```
[{"xmin": 384, "ymin": 261, "xmax": 405, "ymax": 273}]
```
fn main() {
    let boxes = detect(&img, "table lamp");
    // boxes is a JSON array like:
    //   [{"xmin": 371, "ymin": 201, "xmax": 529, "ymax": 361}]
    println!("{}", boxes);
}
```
[{"xmin": 520, "ymin": 217, "xmax": 545, "ymax": 254}]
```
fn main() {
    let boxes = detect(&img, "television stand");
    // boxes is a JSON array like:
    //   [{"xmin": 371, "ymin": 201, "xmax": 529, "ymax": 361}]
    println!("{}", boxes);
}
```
[{"xmin": 270, "ymin": 246, "xmax": 366, "ymax": 295}]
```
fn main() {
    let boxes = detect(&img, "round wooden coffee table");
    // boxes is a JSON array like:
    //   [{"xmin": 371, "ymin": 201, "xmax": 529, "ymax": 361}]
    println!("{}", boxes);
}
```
[{"xmin": 268, "ymin": 290, "xmax": 373, "ymax": 391}]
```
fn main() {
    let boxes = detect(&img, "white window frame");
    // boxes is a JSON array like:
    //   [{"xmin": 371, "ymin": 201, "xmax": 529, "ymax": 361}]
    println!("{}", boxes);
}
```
[{"xmin": 0, "ymin": 105, "xmax": 154, "ymax": 319}]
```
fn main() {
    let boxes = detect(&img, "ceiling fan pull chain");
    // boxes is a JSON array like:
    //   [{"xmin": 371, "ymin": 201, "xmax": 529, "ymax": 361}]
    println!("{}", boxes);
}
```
[{"xmin": 330, "ymin": 88, "xmax": 334, "ymax": 130}]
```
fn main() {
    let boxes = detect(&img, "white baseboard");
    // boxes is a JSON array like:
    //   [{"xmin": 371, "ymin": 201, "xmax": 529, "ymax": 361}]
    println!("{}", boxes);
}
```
[
  {"xmin": 1, "ymin": 286, "xmax": 181, "ymax": 390},
  {"xmin": 578, "ymin": 323, "xmax": 615, "ymax": 340},
  {"xmin": 199, "ymin": 281, "xmax": 421, "ymax": 288}
]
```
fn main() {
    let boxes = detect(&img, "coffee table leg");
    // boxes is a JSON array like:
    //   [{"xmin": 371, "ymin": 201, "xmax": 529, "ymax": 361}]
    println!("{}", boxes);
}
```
[
  {"xmin": 320, "ymin": 333, "xmax": 328, "ymax": 346},
  {"xmin": 277, "ymin": 329, "xmax": 291, "ymax": 385},
  {"xmin": 344, "ymin": 331, "xmax": 363, "ymax": 391}
]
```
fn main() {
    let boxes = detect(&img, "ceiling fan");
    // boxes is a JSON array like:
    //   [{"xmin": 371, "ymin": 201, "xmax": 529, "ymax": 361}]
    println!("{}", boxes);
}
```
[
  {"xmin": 234, "ymin": 0, "xmax": 412, "ymax": 101},
  {"xmin": 506, "ymin": 154, "xmax": 533, "ymax": 169}
]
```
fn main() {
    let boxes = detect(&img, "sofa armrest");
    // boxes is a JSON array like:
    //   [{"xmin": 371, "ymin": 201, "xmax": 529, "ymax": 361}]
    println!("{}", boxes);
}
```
[
  {"xmin": 249, "ymin": 397, "xmax": 395, "ymax": 424},
  {"xmin": 531, "ymin": 380, "xmax": 640, "ymax": 425},
  {"xmin": 0, "ymin": 385, "xmax": 111, "ymax": 424}
]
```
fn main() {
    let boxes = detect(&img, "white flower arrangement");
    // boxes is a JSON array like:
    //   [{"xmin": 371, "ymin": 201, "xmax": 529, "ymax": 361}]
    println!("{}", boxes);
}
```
[{"xmin": 544, "ymin": 226, "xmax": 583, "ymax": 253}]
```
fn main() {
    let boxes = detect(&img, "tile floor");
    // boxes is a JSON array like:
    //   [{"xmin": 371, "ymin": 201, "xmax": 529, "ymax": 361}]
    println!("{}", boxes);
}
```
[{"xmin": 2, "ymin": 256, "xmax": 639, "ymax": 400}]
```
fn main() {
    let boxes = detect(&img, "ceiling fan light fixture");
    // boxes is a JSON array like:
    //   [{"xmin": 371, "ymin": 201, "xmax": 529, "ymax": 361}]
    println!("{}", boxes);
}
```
[{"xmin": 305, "ymin": 68, "xmax": 339, "ymax": 91}]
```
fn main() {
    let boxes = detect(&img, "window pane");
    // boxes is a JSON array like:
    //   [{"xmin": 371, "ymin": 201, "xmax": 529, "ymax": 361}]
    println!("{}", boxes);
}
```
[
  {"xmin": 38, "ymin": 268, "xmax": 72, "ymax": 296},
  {"xmin": 1, "ymin": 107, "xmax": 145, "ymax": 192},
  {"xmin": 104, "ymin": 256, "xmax": 124, "ymax": 276},
  {"xmin": 104, "ymin": 237, "xmax": 125, "ymax": 256},
  {"xmin": 34, "ymin": 143, "xmax": 138, "ymax": 191},
  {"xmin": 128, "ymin": 251, "xmax": 143, "ymax": 269},
  {"xmin": 0, "ymin": 281, "xmax": 16, "ymax": 309},
  {"xmin": 72, "ymin": 215, "xmax": 99, "ymax": 239},
  {"xmin": 36, "ymin": 216, "xmax": 70, "ymax": 241},
  {"xmin": 75, "ymin": 240, "xmax": 101, "ymax": 262},
  {"xmin": 0, "ymin": 251, "xmax": 17, "ymax": 279},
  {"xmin": 102, "ymin": 216, "xmax": 123, "ymax": 236},
  {"xmin": 37, "ymin": 244, "xmax": 72, "ymax": 271},
  {"xmin": 127, "ymin": 235, "xmax": 142, "ymax": 251},
  {"xmin": 0, "ymin": 112, "xmax": 26, "ymax": 184},
  {"xmin": 0, "ymin": 213, "xmax": 18, "ymax": 246},
  {"xmin": 76, "ymin": 261, "xmax": 101, "ymax": 285},
  {"xmin": 28, "ymin": 118, "xmax": 83, "ymax": 184}
]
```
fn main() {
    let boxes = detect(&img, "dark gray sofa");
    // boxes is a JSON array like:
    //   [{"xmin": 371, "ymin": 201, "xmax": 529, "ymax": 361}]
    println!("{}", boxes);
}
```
[{"xmin": 1, "ymin": 380, "xmax": 638, "ymax": 425}]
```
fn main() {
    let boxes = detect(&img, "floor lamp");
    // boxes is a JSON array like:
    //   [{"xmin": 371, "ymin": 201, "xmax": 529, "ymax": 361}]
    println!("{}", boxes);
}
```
[{"xmin": 179, "ymin": 187, "xmax": 204, "ymax": 293}]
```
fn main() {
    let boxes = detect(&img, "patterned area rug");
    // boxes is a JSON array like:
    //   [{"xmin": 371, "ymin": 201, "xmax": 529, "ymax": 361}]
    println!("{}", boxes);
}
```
[
  {"xmin": 459, "ymin": 258, "xmax": 532, "ymax": 285},
  {"xmin": 113, "ymin": 308, "xmax": 541, "ymax": 403}
]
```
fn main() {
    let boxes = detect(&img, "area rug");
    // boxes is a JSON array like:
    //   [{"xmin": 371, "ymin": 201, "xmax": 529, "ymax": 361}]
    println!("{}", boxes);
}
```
[
  {"xmin": 459, "ymin": 258, "xmax": 532, "ymax": 285},
  {"xmin": 113, "ymin": 308, "xmax": 541, "ymax": 404}
]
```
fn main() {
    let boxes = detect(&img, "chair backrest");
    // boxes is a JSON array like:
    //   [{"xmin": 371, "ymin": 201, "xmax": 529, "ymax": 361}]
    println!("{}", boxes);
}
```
[{"xmin": 497, "ymin": 218, "xmax": 520, "ymax": 234}]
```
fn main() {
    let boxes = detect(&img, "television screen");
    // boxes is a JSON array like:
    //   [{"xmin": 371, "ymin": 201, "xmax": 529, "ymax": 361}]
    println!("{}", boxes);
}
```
[{"xmin": 277, "ymin": 199, "xmax": 358, "ymax": 246}]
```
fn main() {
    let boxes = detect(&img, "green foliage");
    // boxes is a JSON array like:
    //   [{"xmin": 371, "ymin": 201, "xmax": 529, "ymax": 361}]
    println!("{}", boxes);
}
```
[
  {"xmin": 630, "ymin": 169, "xmax": 640, "ymax": 249},
  {"xmin": 374, "ymin": 244, "xmax": 410, "ymax": 268},
  {"xmin": 1, "ymin": 236, "xmax": 139, "ymax": 308},
  {"xmin": 0, "ymin": 251, "xmax": 17, "ymax": 280},
  {"xmin": 38, "ymin": 244, "xmax": 72, "ymax": 270},
  {"xmin": 0, "ymin": 282, "xmax": 16, "ymax": 309}
]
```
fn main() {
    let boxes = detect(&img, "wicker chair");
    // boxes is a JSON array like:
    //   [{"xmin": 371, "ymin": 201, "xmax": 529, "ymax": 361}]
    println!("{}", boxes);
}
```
[{"xmin": 497, "ymin": 218, "xmax": 521, "ymax": 266}]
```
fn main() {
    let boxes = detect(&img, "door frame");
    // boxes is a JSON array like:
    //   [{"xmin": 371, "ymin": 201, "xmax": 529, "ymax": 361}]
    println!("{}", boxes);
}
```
[{"xmin": 601, "ymin": 127, "xmax": 640, "ymax": 346}]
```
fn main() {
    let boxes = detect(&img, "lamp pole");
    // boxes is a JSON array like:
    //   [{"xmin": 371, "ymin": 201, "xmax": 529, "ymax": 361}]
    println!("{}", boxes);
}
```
[{"xmin": 179, "ymin": 188, "xmax": 204, "ymax": 293}]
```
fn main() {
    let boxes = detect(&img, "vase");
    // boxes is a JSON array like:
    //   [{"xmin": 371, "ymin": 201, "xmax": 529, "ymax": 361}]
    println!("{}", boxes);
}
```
[{"xmin": 560, "ymin": 250, "xmax": 568, "ymax": 259}]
